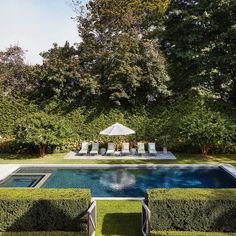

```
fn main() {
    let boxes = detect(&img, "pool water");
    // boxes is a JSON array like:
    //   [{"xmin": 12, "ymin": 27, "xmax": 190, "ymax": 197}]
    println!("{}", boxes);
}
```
[{"xmin": 1, "ymin": 167, "xmax": 236, "ymax": 197}]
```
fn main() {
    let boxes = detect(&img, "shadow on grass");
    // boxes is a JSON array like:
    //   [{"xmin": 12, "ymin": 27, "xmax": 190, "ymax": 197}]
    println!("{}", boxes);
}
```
[{"xmin": 102, "ymin": 212, "xmax": 142, "ymax": 236}]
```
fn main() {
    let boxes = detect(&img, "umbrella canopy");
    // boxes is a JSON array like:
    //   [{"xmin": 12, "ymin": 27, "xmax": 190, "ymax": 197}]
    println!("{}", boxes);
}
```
[{"xmin": 99, "ymin": 122, "xmax": 135, "ymax": 136}]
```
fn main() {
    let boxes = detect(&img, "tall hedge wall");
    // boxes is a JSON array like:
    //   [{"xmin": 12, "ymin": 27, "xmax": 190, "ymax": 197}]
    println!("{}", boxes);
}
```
[
  {"xmin": 146, "ymin": 189, "xmax": 236, "ymax": 232},
  {"xmin": 0, "ymin": 188, "xmax": 91, "ymax": 232},
  {"xmin": 0, "ymin": 96, "xmax": 37, "ymax": 136}
]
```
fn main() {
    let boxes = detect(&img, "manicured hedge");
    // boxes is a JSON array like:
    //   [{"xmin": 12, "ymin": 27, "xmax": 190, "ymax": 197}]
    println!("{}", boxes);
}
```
[
  {"xmin": 0, "ymin": 189, "xmax": 91, "ymax": 232},
  {"xmin": 151, "ymin": 231, "xmax": 236, "ymax": 236},
  {"xmin": 0, "ymin": 96, "xmax": 37, "ymax": 136},
  {"xmin": 146, "ymin": 189, "xmax": 236, "ymax": 232}
]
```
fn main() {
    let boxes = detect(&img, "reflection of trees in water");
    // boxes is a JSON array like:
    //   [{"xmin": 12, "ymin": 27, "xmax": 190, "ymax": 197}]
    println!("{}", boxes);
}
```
[{"xmin": 100, "ymin": 170, "xmax": 136, "ymax": 191}]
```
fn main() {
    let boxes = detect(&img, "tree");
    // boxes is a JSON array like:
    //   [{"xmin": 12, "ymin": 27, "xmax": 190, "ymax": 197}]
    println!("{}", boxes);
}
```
[
  {"xmin": 0, "ymin": 45, "xmax": 31, "ymax": 96},
  {"xmin": 161, "ymin": 0, "xmax": 236, "ymax": 104},
  {"xmin": 73, "ymin": 0, "xmax": 170, "ymax": 106},
  {"xmin": 30, "ymin": 42, "xmax": 97, "ymax": 106},
  {"xmin": 179, "ymin": 101, "xmax": 235, "ymax": 157},
  {"xmin": 15, "ymin": 112, "xmax": 73, "ymax": 157}
]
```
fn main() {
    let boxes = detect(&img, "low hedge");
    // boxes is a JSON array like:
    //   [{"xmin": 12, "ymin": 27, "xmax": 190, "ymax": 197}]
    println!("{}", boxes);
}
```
[
  {"xmin": 146, "ymin": 189, "xmax": 236, "ymax": 232},
  {"xmin": 0, "ymin": 189, "xmax": 91, "ymax": 232},
  {"xmin": 151, "ymin": 231, "xmax": 236, "ymax": 236}
]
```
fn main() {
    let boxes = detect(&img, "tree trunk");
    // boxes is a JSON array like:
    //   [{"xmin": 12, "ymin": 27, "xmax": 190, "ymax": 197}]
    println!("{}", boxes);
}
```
[
  {"xmin": 201, "ymin": 144, "xmax": 209, "ymax": 158},
  {"xmin": 39, "ymin": 144, "xmax": 46, "ymax": 158}
]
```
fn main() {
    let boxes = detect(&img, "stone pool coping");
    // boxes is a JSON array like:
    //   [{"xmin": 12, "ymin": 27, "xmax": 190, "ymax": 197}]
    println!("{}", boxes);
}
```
[{"xmin": 0, "ymin": 164, "xmax": 21, "ymax": 182}]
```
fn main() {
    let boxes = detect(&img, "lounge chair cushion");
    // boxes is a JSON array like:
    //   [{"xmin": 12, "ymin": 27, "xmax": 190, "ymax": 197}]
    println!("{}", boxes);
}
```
[
  {"xmin": 106, "ymin": 143, "xmax": 115, "ymax": 154},
  {"xmin": 122, "ymin": 143, "xmax": 130, "ymax": 154},
  {"xmin": 90, "ymin": 143, "xmax": 99, "ymax": 154},
  {"xmin": 79, "ymin": 142, "xmax": 88, "ymax": 154},
  {"xmin": 148, "ymin": 143, "xmax": 157, "ymax": 154},
  {"xmin": 138, "ymin": 143, "xmax": 145, "ymax": 154}
]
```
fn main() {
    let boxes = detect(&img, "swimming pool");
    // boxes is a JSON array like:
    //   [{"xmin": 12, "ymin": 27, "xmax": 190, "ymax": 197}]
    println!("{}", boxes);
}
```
[{"xmin": 1, "ymin": 165, "xmax": 236, "ymax": 197}]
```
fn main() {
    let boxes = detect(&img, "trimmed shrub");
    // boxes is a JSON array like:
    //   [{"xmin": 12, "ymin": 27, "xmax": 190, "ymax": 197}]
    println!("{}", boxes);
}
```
[
  {"xmin": 146, "ymin": 189, "xmax": 236, "ymax": 232},
  {"xmin": 0, "ymin": 96, "xmax": 37, "ymax": 136},
  {"xmin": 151, "ymin": 231, "xmax": 236, "ymax": 236},
  {"xmin": 0, "ymin": 188, "xmax": 91, "ymax": 232}
]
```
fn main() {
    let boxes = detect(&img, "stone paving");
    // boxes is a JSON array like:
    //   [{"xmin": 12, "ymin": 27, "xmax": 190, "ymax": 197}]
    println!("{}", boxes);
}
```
[
  {"xmin": 0, "ymin": 164, "xmax": 20, "ymax": 181},
  {"xmin": 64, "ymin": 151, "xmax": 176, "ymax": 160}
]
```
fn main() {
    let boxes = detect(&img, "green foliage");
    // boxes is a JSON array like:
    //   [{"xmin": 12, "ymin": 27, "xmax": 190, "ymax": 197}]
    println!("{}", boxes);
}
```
[
  {"xmin": 0, "ymin": 96, "xmax": 37, "ymax": 136},
  {"xmin": 14, "ymin": 112, "xmax": 74, "ymax": 157},
  {"xmin": 82, "ymin": 109, "xmax": 127, "ymax": 142},
  {"xmin": 0, "ymin": 232, "xmax": 85, "ymax": 236},
  {"xmin": 151, "ymin": 231, "xmax": 236, "ymax": 236},
  {"xmin": 1, "ymin": 0, "xmax": 236, "ymax": 155},
  {"xmin": 0, "ymin": 188, "xmax": 91, "ymax": 232},
  {"xmin": 162, "ymin": 0, "xmax": 236, "ymax": 104},
  {"xmin": 0, "ymin": 45, "xmax": 31, "ymax": 96},
  {"xmin": 73, "ymin": 0, "xmax": 170, "ymax": 107},
  {"xmin": 30, "ymin": 42, "xmax": 97, "ymax": 106},
  {"xmin": 179, "ymin": 100, "xmax": 236, "ymax": 156},
  {"xmin": 146, "ymin": 188, "xmax": 236, "ymax": 232}
]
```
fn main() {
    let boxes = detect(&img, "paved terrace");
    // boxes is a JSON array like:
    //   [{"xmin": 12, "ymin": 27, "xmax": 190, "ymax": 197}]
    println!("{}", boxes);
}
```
[
  {"xmin": 0, "ymin": 164, "xmax": 20, "ymax": 181},
  {"xmin": 64, "ymin": 151, "xmax": 176, "ymax": 160}
]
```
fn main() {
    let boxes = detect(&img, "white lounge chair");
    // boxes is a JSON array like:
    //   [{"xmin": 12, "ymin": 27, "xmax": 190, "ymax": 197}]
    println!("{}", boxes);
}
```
[
  {"xmin": 90, "ymin": 142, "xmax": 99, "ymax": 155},
  {"xmin": 106, "ymin": 143, "xmax": 115, "ymax": 155},
  {"xmin": 137, "ymin": 142, "xmax": 145, "ymax": 155},
  {"xmin": 148, "ymin": 143, "xmax": 157, "ymax": 155},
  {"xmin": 121, "ymin": 143, "xmax": 130, "ymax": 155},
  {"xmin": 79, "ymin": 142, "xmax": 88, "ymax": 155}
]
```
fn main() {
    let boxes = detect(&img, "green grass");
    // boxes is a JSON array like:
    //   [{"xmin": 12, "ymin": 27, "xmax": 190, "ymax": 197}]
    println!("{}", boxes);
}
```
[
  {"xmin": 0, "ymin": 153, "xmax": 235, "ymax": 167},
  {"xmin": 151, "ymin": 231, "xmax": 236, "ymax": 236},
  {"xmin": 96, "ymin": 200, "xmax": 142, "ymax": 236}
]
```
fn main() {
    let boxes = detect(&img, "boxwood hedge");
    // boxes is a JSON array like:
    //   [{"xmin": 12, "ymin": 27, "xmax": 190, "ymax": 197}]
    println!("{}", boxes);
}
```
[
  {"xmin": 0, "ymin": 189, "xmax": 91, "ymax": 232},
  {"xmin": 151, "ymin": 231, "xmax": 236, "ymax": 236},
  {"xmin": 146, "ymin": 189, "xmax": 236, "ymax": 232}
]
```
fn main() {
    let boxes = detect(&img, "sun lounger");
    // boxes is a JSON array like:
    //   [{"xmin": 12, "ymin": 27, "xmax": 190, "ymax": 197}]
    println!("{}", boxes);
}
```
[
  {"xmin": 137, "ymin": 142, "xmax": 145, "ymax": 155},
  {"xmin": 79, "ymin": 142, "xmax": 88, "ymax": 155},
  {"xmin": 121, "ymin": 142, "xmax": 130, "ymax": 155},
  {"xmin": 106, "ymin": 143, "xmax": 115, "ymax": 155},
  {"xmin": 148, "ymin": 143, "xmax": 157, "ymax": 155},
  {"xmin": 90, "ymin": 142, "xmax": 99, "ymax": 155}
]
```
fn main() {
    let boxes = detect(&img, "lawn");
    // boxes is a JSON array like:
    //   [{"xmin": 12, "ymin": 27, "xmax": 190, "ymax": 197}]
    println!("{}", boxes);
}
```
[
  {"xmin": 0, "ymin": 153, "xmax": 235, "ymax": 167},
  {"xmin": 96, "ymin": 200, "xmax": 142, "ymax": 236}
]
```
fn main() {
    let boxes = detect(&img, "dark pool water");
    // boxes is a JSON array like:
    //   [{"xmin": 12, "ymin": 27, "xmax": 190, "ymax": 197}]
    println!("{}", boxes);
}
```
[{"xmin": 1, "ymin": 166, "xmax": 236, "ymax": 197}]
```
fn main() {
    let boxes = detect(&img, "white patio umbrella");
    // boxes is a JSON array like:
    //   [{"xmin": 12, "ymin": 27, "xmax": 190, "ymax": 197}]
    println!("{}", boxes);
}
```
[{"xmin": 99, "ymin": 122, "xmax": 135, "ymax": 136}]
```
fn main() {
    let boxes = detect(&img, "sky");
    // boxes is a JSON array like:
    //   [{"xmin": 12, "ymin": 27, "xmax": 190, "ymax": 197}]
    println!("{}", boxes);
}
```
[{"xmin": 0, "ymin": 0, "xmax": 87, "ymax": 64}]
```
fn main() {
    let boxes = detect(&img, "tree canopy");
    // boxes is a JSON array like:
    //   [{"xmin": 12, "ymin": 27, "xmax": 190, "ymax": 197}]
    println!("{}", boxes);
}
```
[
  {"xmin": 0, "ymin": 0, "xmax": 235, "ymax": 157},
  {"xmin": 15, "ymin": 112, "xmax": 73, "ymax": 157},
  {"xmin": 162, "ymin": 0, "xmax": 236, "ymax": 104}
]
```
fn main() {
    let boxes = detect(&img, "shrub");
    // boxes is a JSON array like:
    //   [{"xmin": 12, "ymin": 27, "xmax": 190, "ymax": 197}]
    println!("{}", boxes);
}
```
[
  {"xmin": 14, "ymin": 112, "xmax": 74, "ymax": 157},
  {"xmin": 151, "ymin": 231, "xmax": 236, "ymax": 236},
  {"xmin": 146, "ymin": 189, "xmax": 236, "ymax": 232},
  {"xmin": 0, "ymin": 189, "xmax": 91, "ymax": 232}
]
